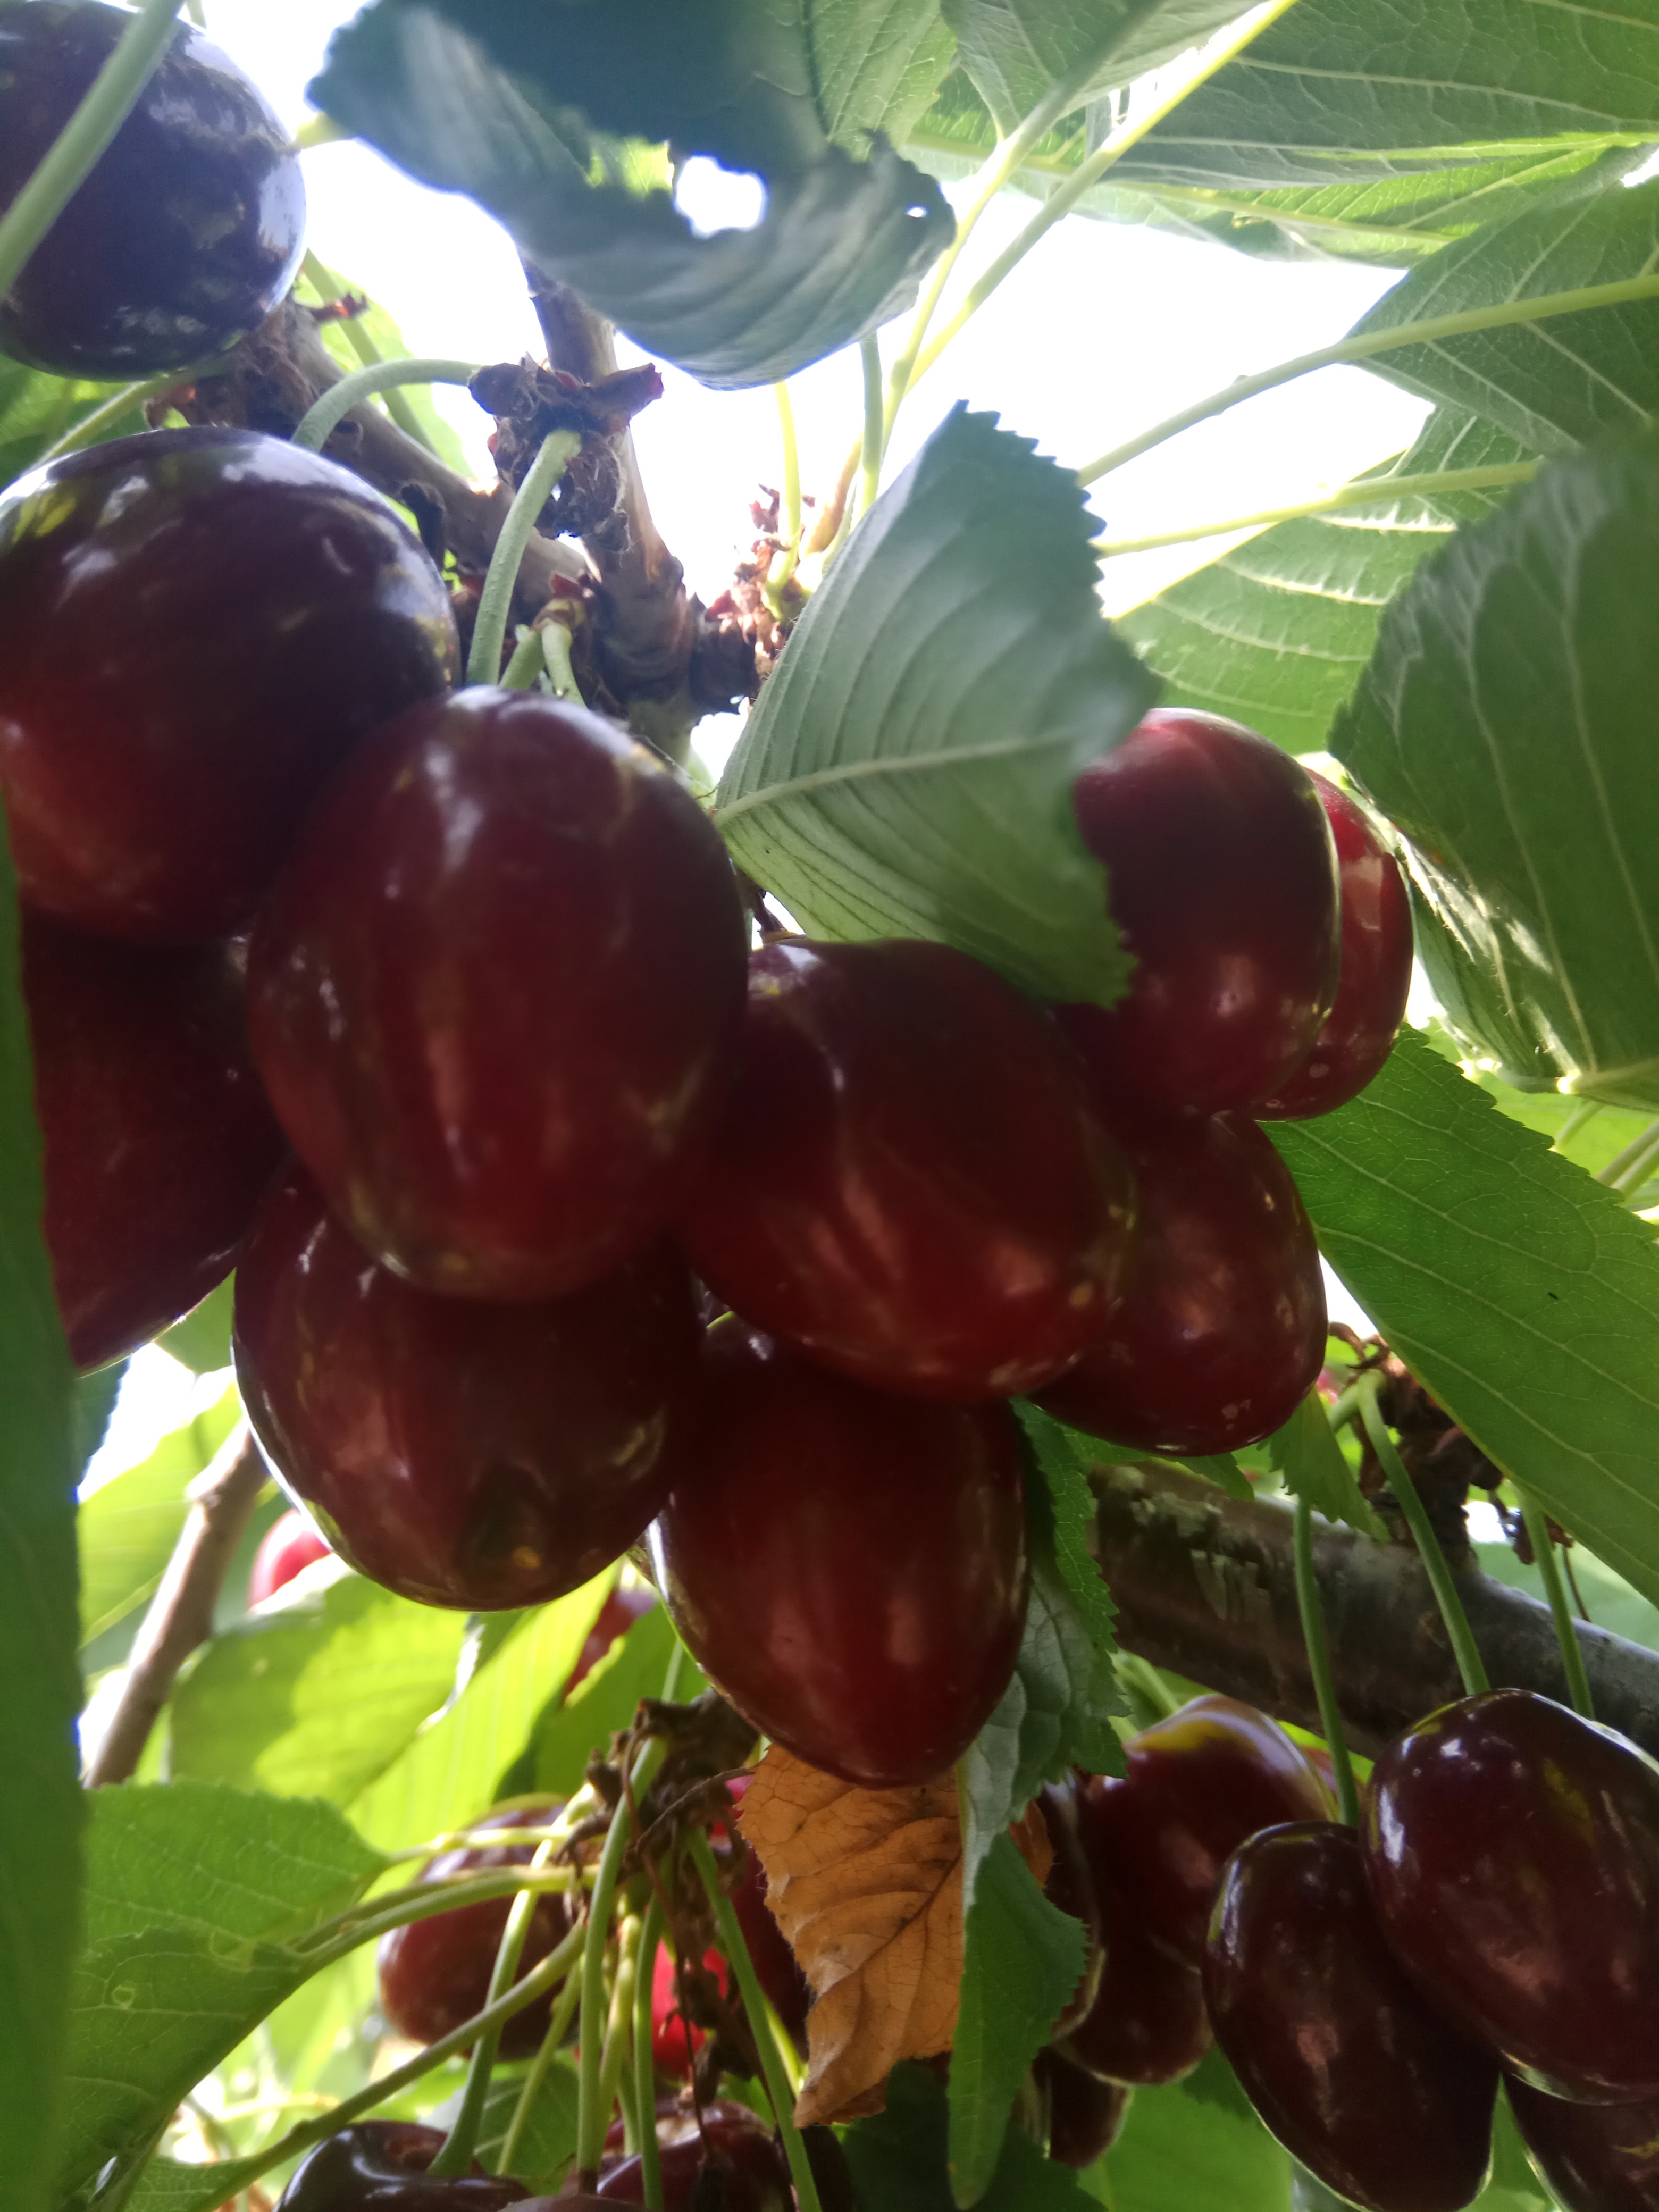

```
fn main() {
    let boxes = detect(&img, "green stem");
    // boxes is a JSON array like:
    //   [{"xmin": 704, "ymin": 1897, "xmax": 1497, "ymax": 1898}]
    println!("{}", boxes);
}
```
[
  {"xmin": 1093, "ymin": 460, "xmax": 1539, "ymax": 557},
  {"xmin": 633, "ymin": 1895, "xmax": 666, "ymax": 2209},
  {"xmin": 775, "ymin": 379, "xmax": 801, "ymax": 556},
  {"xmin": 1359, "ymin": 1380, "xmax": 1490, "ymax": 1697},
  {"xmin": 429, "ymin": 1837, "xmax": 559, "ymax": 2175},
  {"xmin": 301, "ymin": 1863, "xmax": 586, "ymax": 1969},
  {"xmin": 1079, "ymin": 271, "xmax": 1659, "ymax": 486},
  {"xmin": 596, "ymin": 1913, "xmax": 644, "ymax": 2154},
  {"xmin": 301, "ymin": 252, "xmax": 442, "ymax": 456},
  {"xmin": 575, "ymin": 1732, "xmax": 671, "ymax": 2184},
  {"xmin": 466, "ymin": 430, "xmax": 582, "ymax": 689},
  {"xmin": 37, "ymin": 354, "xmax": 233, "ymax": 464},
  {"xmin": 290, "ymin": 357, "xmax": 479, "ymax": 456},
  {"xmin": 1117, "ymin": 1650, "xmax": 1180, "ymax": 1720},
  {"xmin": 0, "ymin": 0, "xmax": 183, "ymax": 300},
  {"xmin": 1597, "ymin": 1115, "xmax": 1659, "ymax": 1190},
  {"xmin": 1516, "ymin": 1488, "xmax": 1595, "ymax": 1719},
  {"xmin": 689, "ymin": 1831, "xmax": 823, "ymax": 2212},
  {"xmin": 1552, "ymin": 1100, "xmax": 1605, "ymax": 1151},
  {"xmin": 539, "ymin": 618, "xmax": 582, "ymax": 702},
  {"xmin": 500, "ymin": 626, "xmax": 547, "ymax": 691},
  {"xmin": 496, "ymin": 1955, "xmax": 586, "ymax": 2177},
  {"xmin": 1292, "ymin": 1494, "xmax": 1362, "ymax": 1826},
  {"xmin": 859, "ymin": 333, "xmax": 884, "ymax": 519},
  {"xmin": 294, "ymin": 112, "xmax": 355, "ymax": 150}
]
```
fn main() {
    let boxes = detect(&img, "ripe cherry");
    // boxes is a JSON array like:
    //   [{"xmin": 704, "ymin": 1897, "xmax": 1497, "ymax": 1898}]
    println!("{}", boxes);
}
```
[
  {"xmin": 1036, "ymin": 2047, "xmax": 1132, "ymax": 2169},
  {"xmin": 598, "ymin": 2108, "xmax": 792, "ymax": 2207},
  {"xmin": 1064, "ymin": 709, "xmax": 1339, "ymax": 1115},
  {"xmin": 1259, "ymin": 772, "xmax": 1413, "ymax": 1118},
  {"xmin": 1205, "ymin": 1823, "xmax": 1498, "ymax": 2212},
  {"xmin": 376, "ymin": 1804, "xmax": 571, "ymax": 2058},
  {"xmin": 651, "ymin": 1941, "xmax": 732, "ymax": 2075},
  {"xmin": 272, "ymin": 2122, "xmax": 529, "ymax": 2212},
  {"xmin": 1364, "ymin": 1689, "xmax": 1659, "ymax": 2103},
  {"xmin": 1035, "ymin": 1106, "xmax": 1326, "ymax": 1455},
  {"xmin": 234, "ymin": 1166, "xmax": 702, "ymax": 1610},
  {"xmin": 649, "ymin": 1322, "xmax": 1028, "ymax": 1788},
  {"xmin": 678, "ymin": 936, "xmax": 1135, "ymax": 1400},
  {"xmin": 1036, "ymin": 1778, "xmax": 1104, "ymax": 2037},
  {"xmin": 248, "ymin": 686, "xmax": 747, "ymax": 1301},
  {"xmin": 0, "ymin": 3, "xmax": 305, "ymax": 378},
  {"xmin": 1506, "ymin": 2073, "xmax": 1659, "ymax": 2211},
  {"xmin": 0, "ymin": 429, "xmax": 456, "ymax": 944},
  {"xmin": 247, "ymin": 1509, "xmax": 332, "ymax": 1607},
  {"xmin": 23, "ymin": 915, "xmax": 284, "ymax": 1371},
  {"xmin": 1057, "ymin": 1849, "xmax": 1211, "ymax": 2088}
]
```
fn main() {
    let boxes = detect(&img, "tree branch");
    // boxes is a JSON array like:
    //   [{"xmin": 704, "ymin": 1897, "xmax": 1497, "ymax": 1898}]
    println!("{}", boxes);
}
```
[{"xmin": 1094, "ymin": 1461, "xmax": 1659, "ymax": 1760}]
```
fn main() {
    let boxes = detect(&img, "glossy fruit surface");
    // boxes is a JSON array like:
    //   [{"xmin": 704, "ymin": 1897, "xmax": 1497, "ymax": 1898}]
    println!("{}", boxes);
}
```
[
  {"xmin": 1079, "ymin": 1696, "xmax": 1333, "ymax": 1964},
  {"xmin": 1364, "ymin": 1689, "xmax": 1659, "ymax": 2102},
  {"xmin": 1037, "ymin": 2047, "xmax": 1132, "ymax": 2169},
  {"xmin": 1206, "ymin": 1823, "xmax": 1498, "ymax": 2212},
  {"xmin": 1058, "ymin": 1855, "xmax": 1211, "ymax": 2088},
  {"xmin": 1065, "ymin": 709, "xmax": 1340, "ymax": 1114},
  {"xmin": 272, "ymin": 2122, "xmax": 529, "ymax": 2212},
  {"xmin": 728, "ymin": 1774, "xmax": 812, "ymax": 2046},
  {"xmin": 248, "ymin": 686, "xmax": 746, "ymax": 1300},
  {"xmin": 234, "ymin": 1166, "xmax": 701, "ymax": 1610},
  {"xmin": 1260, "ymin": 773, "xmax": 1413, "ymax": 1118},
  {"xmin": 1037, "ymin": 1778, "xmax": 1104, "ymax": 2036},
  {"xmin": 0, "ymin": 3, "xmax": 305, "ymax": 377},
  {"xmin": 247, "ymin": 1509, "xmax": 332, "ymax": 1606},
  {"xmin": 649, "ymin": 1322, "xmax": 1028, "ymax": 1787},
  {"xmin": 1036, "ymin": 1107, "xmax": 1326, "ymax": 1455},
  {"xmin": 678, "ymin": 936, "xmax": 1136, "ymax": 1399},
  {"xmin": 1507, "ymin": 2074, "xmax": 1659, "ymax": 2212},
  {"xmin": 25, "ymin": 915, "xmax": 284, "ymax": 1370},
  {"xmin": 0, "ymin": 431, "xmax": 456, "ymax": 944},
  {"xmin": 598, "ymin": 2110, "xmax": 791, "ymax": 2206},
  {"xmin": 376, "ymin": 1804, "xmax": 569, "ymax": 2059}
]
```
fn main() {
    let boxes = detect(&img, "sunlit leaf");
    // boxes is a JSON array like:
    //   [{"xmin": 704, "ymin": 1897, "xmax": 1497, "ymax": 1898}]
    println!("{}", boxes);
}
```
[{"xmin": 78, "ymin": 1384, "xmax": 240, "ymax": 1647}]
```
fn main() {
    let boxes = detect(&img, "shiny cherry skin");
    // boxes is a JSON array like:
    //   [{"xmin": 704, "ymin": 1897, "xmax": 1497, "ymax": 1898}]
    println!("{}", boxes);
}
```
[
  {"xmin": 728, "ymin": 1774, "xmax": 812, "ymax": 2046},
  {"xmin": 1260, "ymin": 772, "xmax": 1413, "ymax": 1118},
  {"xmin": 1077, "ymin": 1697, "xmax": 1333, "ymax": 1965},
  {"xmin": 598, "ymin": 2110, "xmax": 792, "ymax": 2207},
  {"xmin": 376, "ymin": 1804, "xmax": 569, "ymax": 2059},
  {"xmin": 1036, "ymin": 2047, "xmax": 1132, "ymax": 2169},
  {"xmin": 566, "ymin": 1580, "xmax": 658, "ymax": 1694},
  {"xmin": 1036, "ymin": 1105, "xmax": 1326, "ymax": 1455},
  {"xmin": 248, "ymin": 686, "xmax": 747, "ymax": 1301},
  {"xmin": 1057, "ymin": 1849, "xmax": 1211, "ymax": 2088},
  {"xmin": 272, "ymin": 2122, "xmax": 529, "ymax": 2212},
  {"xmin": 234, "ymin": 1166, "xmax": 702, "ymax": 1610},
  {"xmin": 0, "ymin": 3, "xmax": 305, "ymax": 377},
  {"xmin": 24, "ymin": 915, "xmax": 284, "ymax": 1371},
  {"xmin": 678, "ymin": 936, "xmax": 1136, "ymax": 1400},
  {"xmin": 1206, "ymin": 1823, "xmax": 1498, "ymax": 2212},
  {"xmin": 1507, "ymin": 2074, "xmax": 1659, "ymax": 2211},
  {"xmin": 0, "ymin": 430, "xmax": 457, "ymax": 944},
  {"xmin": 247, "ymin": 1509, "xmax": 333, "ymax": 1606},
  {"xmin": 1037, "ymin": 1778, "xmax": 1104, "ymax": 2037},
  {"xmin": 649, "ymin": 1321, "xmax": 1028, "ymax": 1787},
  {"xmin": 1364, "ymin": 1689, "xmax": 1659, "ymax": 2103},
  {"xmin": 1063, "ymin": 709, "xmax": 1339, "ymax": 1115}
]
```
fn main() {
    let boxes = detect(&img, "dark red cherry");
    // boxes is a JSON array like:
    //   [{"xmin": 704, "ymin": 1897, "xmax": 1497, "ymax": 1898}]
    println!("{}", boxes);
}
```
[
  {"xmin": 1364, "ymin": 1689, "xmax": 1659, "ymax": 2103},
  {"xmin": 1259, "ymin": 772, "xmax": 1413, "ymax": 1118},
  {"xmin": 1063, "ymin": 709, "xmax": 1339, "ymax": 1115},
  {"xmin": 1507, "ymin": 2074, "xmax": 1659, "ymax": 2211},
  {"xmin": 24, "ymin": 915, "xmax": 284, "ymax": 1371},
  {"xmin": 1058, "ymin": 1855, "xmax": 1211, "ymax": 2088},
  {"xmin": 248, "ymin": 686, "xmax": 747, "ymax": 1301},
  {"xmin": 648, "ymin": 1322, "xmax": 1028, "ymax": 1787},
  {"xmin": 727, "ymin": 1775, "xmax": 812, "ymax": 2047},
  {"xmin": 598, "ymin": 2110, "xmax": 791, "ymax": 2207},
  {"xmin": 0, "ymin": 2, "xmax": 305, "ymax": 378},
  {"xmin": 234, "ymin": 1166, "xmax": 701, "ymax": 1610},
  {"xmin": 677, "ymin": 936, "xmax": 1136, "ymax": 1400},
  {"xmin": 566, "ymin": 1581, "xmax": 658, "ymax": 1694},
  {"xmin": 650, "ymin": 1941, "xmax": 732, "ymax": 2075},
  {"xmin": 247, "ymin": 1509, "xmax": 333, "ymax": 1607},
  {"xmin": 1205, "ymin": 1823, "xmax": 1498, "ymax": 2212},
  {"xmin": 0, "ymin": 430, "xmax": 456, "ymax": 944},
  {"xmin": 272, "ymin": 2122, "xmax": 529, "ymax": 2212},
  {"xmin": 1036, "ymin": 2047, "xmax": 1132, "ymax": 2169},
  {"xmin": 376, "ymin": 1804, "xmax": 570, "ymax": 2059},
  {"xmin": 1077, "ymin": 1697, "xmax": 1333, "ymax": 1965},
  {"xmin": 1036, "ymin": 1778, "xmax": 1104, "ymax": 2036},
  {"xmin": 1035, "ymin": 1107, "xmax": 1326, "ymax": 1455}
]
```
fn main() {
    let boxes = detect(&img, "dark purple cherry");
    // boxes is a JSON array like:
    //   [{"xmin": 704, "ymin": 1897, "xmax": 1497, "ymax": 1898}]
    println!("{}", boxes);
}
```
[
  {"xmin": 1507, "ymin": 2074, "xmax": 1659, "ymax": 2211},
  {"xmin": 1205, "ymin": 1824, "xmax": 1498, "ymax": 2212},
  {"xmin": 649, "ymin": 1321, "xmax": 1028, "ymax": 1788},
  {"xmin": 0, "ymin": 430, "xmax": 456, "ymax": 944},
  {"xmin": 248, "ymin": 686, "xmax": 747, "ymax": 1301},
  {"xmin": 1036, "ymin": 2047, "xmax": 1132, "ymax": 2168},
  {"xmin": 0, "ymin": 3, "xmax": 305, "ymax": 378},
  {"xmin": 272, "ymin": 2122, "xmax": 529, "ymax": 2212},
  {"xmin": 598, "ymin": 2110, "xmax": 791, "ymax": 2206},
  {"xmin": 376, "ymin": 1803, "xmax": 570, "ymax": 2059},
  {"xmin": 1058, "ymin": 1855, "xmax": 1211, "ymax": 2088},
  {"xmin": 1036, "ymin": 1778, "xmax": 1104, "ymax": 2036},
  {"xmin": 678, "ymin": 936, "xmax": 1136, "ymax": 1400},
  {"xmin": 24, "ymin": 915, "xmax": 284, "ymax": 1371},
  {"xmin": 1035, "ymin": 1105, "xmax": 1326, "ymax": 1455},
  {"xmin": 1364, "ymin": 1689, "xmax": 1659, "ymax": 2103},
  {"xmin": 1260, "ymin": 772, "xmax": 1413, "ymax": 1118},
  {"xmin": 1078, "ymin": 1696, "xmax": 1333, "ymax": 1965},
  {"xmin": 234, "ymin": 1165, "xmax": 701, "ymax": 1610},
  {"xmin": 1063, "ymin": 709, "xmax": 1340, "ymax": 1115}
]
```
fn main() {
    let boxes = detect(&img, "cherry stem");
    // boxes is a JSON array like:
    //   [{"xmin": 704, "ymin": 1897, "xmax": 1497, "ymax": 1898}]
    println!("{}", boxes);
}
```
[
  {"xmin": 302, "ymin": 252, "xmax": 446, "ymax": 459},
  {"xmin": 302, "ymin": 1862, "xmax": 589, "ymax": 1969},
  {"xmin": 289, "ymin": 357, "xmax": 480, "ymax": 456},
  {"xmin": 496, "ymin": 1949, "xmax": 586, "ymax": 2177},
  {"xmin": 859, "ymin": 333, "xmax": 883, "ymax": 520},
  {"xmin": 1092, "ymin": 460, "xmax": 1540, "ymax": 558},
  {"xmin": 1292, "ymin": 1494, "xmax": 1362, "ymax": 1826},
  {"xmin": 632, "ymin": 1893, "xmax": 667, "ymax": 2209},
  {"xmin": 36, "ymin": 352, "xmax": 235, "ymax": 465},
  {"xmin": 499, "ymin": 626, "xmax": 547, "ymax": 691},
  {"xmin": 0, "ymin": 0, "xmax": 184, "ymax": 300},
  {"xmin": 596, "ymin": 1912, "xmax": 644, "ymax": 2150},
  {"xmin": 467, "ymin": 429, "xmax": 583, "ymax": 689},
  {"xmin": 688, "ymin": 1829, "xmax": 824, "ymax": 2212},
  {"xmin": 1358, "ymin": 1378, "xmax": 1490, "ymax": 1698},
  {"xmin": 428, "ymin": 1833, "xmax": 559, "ymax": 2176},
  {"xmin": 1515, "ymin": 1488, "xmax": 1595, "ymax": 1719}
]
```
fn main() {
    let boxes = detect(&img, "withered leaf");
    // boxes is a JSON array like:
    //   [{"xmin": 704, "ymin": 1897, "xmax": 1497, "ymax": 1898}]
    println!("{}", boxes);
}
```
[{"xmin": 739, "ymin": 1745, "xmax": 1051, "ymax": 2126}]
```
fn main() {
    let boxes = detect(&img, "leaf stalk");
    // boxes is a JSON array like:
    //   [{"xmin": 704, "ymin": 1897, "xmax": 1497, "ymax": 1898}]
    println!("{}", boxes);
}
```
[{"xmin": 1358, "ymin": 1379, "xmax": 1490, "ymax": 1698}]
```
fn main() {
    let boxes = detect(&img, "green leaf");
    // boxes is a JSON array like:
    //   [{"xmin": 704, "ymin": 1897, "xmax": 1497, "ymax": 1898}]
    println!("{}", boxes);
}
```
[
  {"xmin": 72, "ymin": 1362, "xmax": 124, "ymax": 1473},
  {"xmin": 844, "ymin": 2060, "xmax": 1099, "ymax": 2209},
  {"xmin": 77, "ymin": 1384, "xmax": 240, "ymax": 1647},
  {"xmin": 1017, "ymin": 1405, "xmax": 1121, "ymax": 1679},
  {"xmin": 1268, "ymin": 1393, "xmax": 1385, "ymax": 1537},
  {"xmin": 810, "ymin": 0, "xmax": 957, "ymax": 146},
  {"xmin": 0, "ymin": 358, "xmax": 143, "ymax": 493},
  {"xmin": 167, "ymin": 1562, "xmax": 468, "ymax": 1804},
  {"xmin": 1337, "ymin": 436, "xmax": 1659, "ymax": 1104},
  {"xmin": 532, "ymin": 1599, "xmax": 689, "ymax": 1799},
  {"xmin": 940, "ymin": 0, "xmax": 1249, "ymax": 135},
  {"xmin": 717, "ymin": 406, "xmax": 1157, "ymax": 1003},
  {"xmin": 474, "ymin": 2057, "xmax": 581, "ymax": 2187},
  {"xmin": 1103, "ymin": 2075, "xmax": 1293, "ymax": 2210},
  {"xmin": 1269, "ymin": 1027, "xmax": 1659, "ymax": 1610},
  {"xmin": 156, "ymin": 1278, "xmax": 234, "ymax": 1375},
  {"xmin": 125, "ymin": 2155, "xmax": 268, "ymax": 2212}
]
